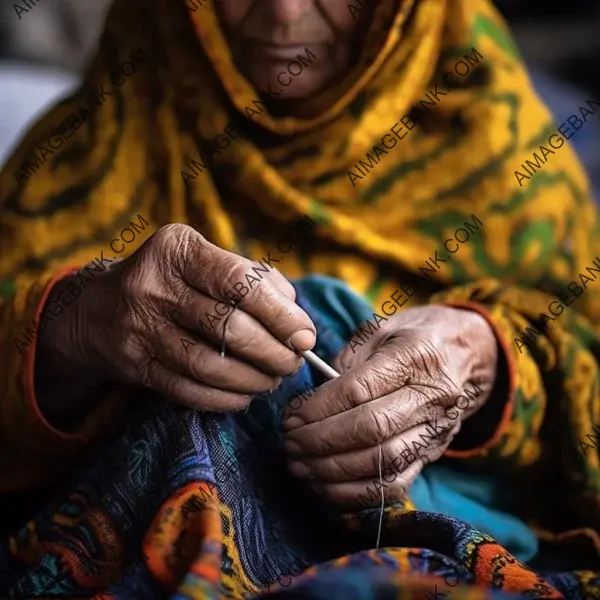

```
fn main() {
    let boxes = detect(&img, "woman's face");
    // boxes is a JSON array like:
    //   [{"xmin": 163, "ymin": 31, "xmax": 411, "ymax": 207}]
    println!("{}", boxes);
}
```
[{"xmin": 214, "ymin": 0, "xmax": 374, "ymax": 100}]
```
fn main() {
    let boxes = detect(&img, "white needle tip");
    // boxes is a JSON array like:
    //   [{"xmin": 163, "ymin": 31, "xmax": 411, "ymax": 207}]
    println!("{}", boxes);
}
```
[{"xmin": 301, "ymin": 350, "xmax": 340, "ymax": 380}]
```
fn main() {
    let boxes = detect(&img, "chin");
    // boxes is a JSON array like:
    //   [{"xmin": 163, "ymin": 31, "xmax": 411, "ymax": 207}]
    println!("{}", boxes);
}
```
[{"xmin": 248, "ymin": 66, "xmax": 333, "ymax": 101}]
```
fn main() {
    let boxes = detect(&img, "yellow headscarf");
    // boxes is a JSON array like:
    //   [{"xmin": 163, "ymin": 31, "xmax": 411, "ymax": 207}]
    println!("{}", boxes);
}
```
[{"xmin": 2, "ymin": 0, "xmax": 595, "ymax": 301}]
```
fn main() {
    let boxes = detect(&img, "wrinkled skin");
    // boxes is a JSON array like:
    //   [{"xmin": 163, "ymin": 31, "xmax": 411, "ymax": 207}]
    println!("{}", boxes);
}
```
[
  {"xmin": 214, "ymin": 0, "xmax": 375, "ymax": 102},
  {"xmin": 282, "ymin": 306, "xmax": 498, "ymax": 509},
  {"xmin": 36, "ymin": 224, "xmax": 316, "ymax": 422},
  {"xmin": 35, "ymin": 2, "xmax": 501, "ymax": 508}
]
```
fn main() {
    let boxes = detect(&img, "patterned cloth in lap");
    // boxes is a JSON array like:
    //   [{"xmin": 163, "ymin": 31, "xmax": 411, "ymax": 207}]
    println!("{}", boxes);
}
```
[
  {"xmin": 1, "ymin": 0, "xmax": 600, "ymax": 597},
  {"xmin": 0, "ymin": 278, "xmax": 588, "ymax": 599}
]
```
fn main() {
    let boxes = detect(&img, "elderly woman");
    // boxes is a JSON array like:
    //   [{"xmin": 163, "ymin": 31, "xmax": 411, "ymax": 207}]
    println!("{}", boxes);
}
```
[{"xmin": 1, "ymin": 0, "xmax": 599, "ymax": 598}]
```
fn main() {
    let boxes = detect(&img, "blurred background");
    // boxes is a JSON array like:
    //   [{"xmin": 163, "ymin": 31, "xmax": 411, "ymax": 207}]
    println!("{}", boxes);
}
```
[{"xmin": 1, "ymin": 0, "xmax": 599, "ymax": 199}]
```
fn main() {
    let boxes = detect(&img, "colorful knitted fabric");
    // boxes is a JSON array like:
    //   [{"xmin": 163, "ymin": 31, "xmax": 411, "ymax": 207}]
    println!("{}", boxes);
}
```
[
  {"xmin": 1, "ymin": 0, "xmax": 600, "ymax": 597},
  {"xmin": 0, "ymin": 279, "xmax": 591, "ymax": 599}
]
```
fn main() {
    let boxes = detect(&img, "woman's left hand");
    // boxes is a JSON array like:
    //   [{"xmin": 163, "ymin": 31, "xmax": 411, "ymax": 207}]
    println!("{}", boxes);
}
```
[{"xmin": 282, "ymin": 305, "xmax": 498, "ymax": 509}]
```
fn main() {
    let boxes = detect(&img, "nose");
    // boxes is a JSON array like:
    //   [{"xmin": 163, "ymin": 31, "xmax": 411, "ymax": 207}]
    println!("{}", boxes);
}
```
[{"xmin": 267, "ymin": 0, "xmax": 313, "ymax": 23}]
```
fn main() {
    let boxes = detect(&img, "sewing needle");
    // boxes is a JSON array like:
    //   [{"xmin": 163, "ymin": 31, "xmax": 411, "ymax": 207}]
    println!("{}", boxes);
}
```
[{"xmin": 301, "ymin": 349, "xmax": 340, "ymax": 380}]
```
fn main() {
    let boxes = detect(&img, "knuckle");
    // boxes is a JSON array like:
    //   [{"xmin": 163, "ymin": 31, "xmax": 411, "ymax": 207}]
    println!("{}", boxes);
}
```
[
  {"xmin": 344, "ymin": 380, "xmax": 364, "ymax": 407},
  {"xmin": 164, "ymin": 378, "xmax": 187, "ymax": 402},
  {"xmin": 186, "ymin": 347, "xmax": 211, "ymax": 379},
  {"xmin": 375, "ymin": 444, "xmax": 393, "ymax": 472},
  {"xmin": 389, "ymin": 407, "xmax": 411, "ymax": 433},
  {"xmin": 172, "ymin": 280, "xmax": 194, "ymax": 313},
  {"xmin": 328, "ymin": 455, "xmax": 357, "ymax": 481},
  {"xmin": 389, "ymin": 440, "xmax": 407, "ymax": 467},
  {"xmin": 141, "ymin": 358, "xmax": 161, "ymax": 389},
  {"xmin": 155, "ymin": 224, "xmax": 206, "ymax": 271},
  {"xmin": 209, "ymin": 313, "xmax": 243, "ymax": 346},
  {"xmin": 382, "ymin": 412, "xmax": 396, "ymax": 441},
  {"xmin": 371, "ymin": 411, "xmax": 390, "ymax": 442},
  {"xmin": 218, "ymin": 263, "xmax": 252, "ymax": 297},
  {"xmin": 346, "ymin": 376, "xmax": 376, "ymax": 407},
  {"xmin": 279, "ymin": 280, "xmax": 296, "ymax": 301},
  {"xmin": 361, "ymin": 411, "xmax": 389, "ymax": 444},
  {"xmin": 228, "ymin": 262, "xmax": 250, "ymax": 284},
  {"xmin": 154, "ymin": 223, "xmax": 197, "ymax": 252},
  {"xmin": 156, "ymin": 222, "xmax": 195, "ymax": 240},
  {"xmin": 156, "ymin": 222, "xmax": 185, "ymax": 237}
]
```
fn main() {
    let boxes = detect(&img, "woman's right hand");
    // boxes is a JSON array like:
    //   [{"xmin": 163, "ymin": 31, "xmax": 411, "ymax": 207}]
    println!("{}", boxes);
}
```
[{"xmin": 36, "ymin": 223, "xmax": 316, "ymax": 419}]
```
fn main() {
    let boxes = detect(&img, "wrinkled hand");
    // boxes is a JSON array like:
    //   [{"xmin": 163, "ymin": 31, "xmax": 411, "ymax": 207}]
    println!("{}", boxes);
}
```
[
  {"xmin": 37, "ymin": 224, "xmax": 316, "ymax": 417},
  {"xmin": 282, "ymin": 305, "xmax": 498, "ymax": 509}
]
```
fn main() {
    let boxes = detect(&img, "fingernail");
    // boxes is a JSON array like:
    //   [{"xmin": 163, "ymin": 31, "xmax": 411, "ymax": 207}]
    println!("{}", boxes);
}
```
[
  {"xmin": 288, "ymin": 459, "xmax": 311, "ymax": 478},
  {"xmin": 288, "ymin": 328, "xmax": 316, "ymax": 352},
  {"xmin": 283, "ymin": 438, "xmax": 302, "ymax": 456}
]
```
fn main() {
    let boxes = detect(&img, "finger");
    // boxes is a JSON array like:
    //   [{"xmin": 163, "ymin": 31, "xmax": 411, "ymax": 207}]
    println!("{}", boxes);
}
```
[
  {"xmin": 283, "ymin": 386, "xmax": 451, "ymax": 456},
  {"xmin": 287, "ymin": 421, "xmax": 452, "ymax": 483},
  {"xmin": 282, "ymin": 345, "xmax": 410, "ymax": 429},
  {"xmin": 309, "ymin": 456, "xmax": 427, "ymax": 510},
  {"xmin": 142, "ymin": 358, "xmax": 253, "ymax": 412},
  {"xmin": 157, "ymin": 323, "xmax": 283, "ymax": 393},
  {"xmin": 267, "ymin": 270, "xmax": 296, "ymax": 301},
  {"xmin": 172, "ymin": 289, "xmax": 304, "ymax": 377},
  {"xmin": 180, "ymin": 236, "xmax": 316, "ymax": 351}
]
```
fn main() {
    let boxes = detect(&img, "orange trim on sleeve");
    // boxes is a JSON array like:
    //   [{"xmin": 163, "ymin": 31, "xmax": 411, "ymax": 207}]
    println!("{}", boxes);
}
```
[
  {"xmin": 23, "ymin": 264, "xmax": 88, "ymax": 441},
  {"xmin": 442, "ymin": 301, "xmax": 516, "ymax": 459}
]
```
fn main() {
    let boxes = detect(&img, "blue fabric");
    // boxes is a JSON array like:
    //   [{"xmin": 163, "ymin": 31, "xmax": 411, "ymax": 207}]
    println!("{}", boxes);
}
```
[{"xmin": 411, "ymin": 467, "xmax": 539, "ymax": 561}]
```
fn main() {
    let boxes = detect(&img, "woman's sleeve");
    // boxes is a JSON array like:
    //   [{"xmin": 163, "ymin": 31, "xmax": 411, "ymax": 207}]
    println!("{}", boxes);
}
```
[
  {"xmin": 0, "ymin": 38, "xmax": 157, "ymax": 492},
  {"xmin": 429, "ymin": 195, "xmax": 600, "ymax": 522},
  {"xmin": 0, "ymin": 175, "xmax": 152, "ymax": 492},
  {"xmin": 0, "ymin": 262, "xmax": 126, "ymax": 492}
]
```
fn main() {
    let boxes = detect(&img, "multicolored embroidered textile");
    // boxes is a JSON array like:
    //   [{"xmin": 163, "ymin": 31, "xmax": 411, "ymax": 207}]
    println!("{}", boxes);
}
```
[{"xmin": 0, "ymin": 281, "xmax": 594, "ymax": 599}]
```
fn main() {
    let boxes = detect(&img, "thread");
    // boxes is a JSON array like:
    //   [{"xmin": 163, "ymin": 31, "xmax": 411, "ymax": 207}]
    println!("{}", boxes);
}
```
[
  {"xmin": 221, "ymin": 321, "xmax": 386, "ymax": 548},
  {"xmin": 220, "ymin": 301, "xmax": 238, "ymax": 357},
  {"xmin": 375, "ymin": 443, "xmax": 384, "ymax": 549},
  {"xmin": 295, "ymin": 346, "xmax": 385, "ymax": 549}
]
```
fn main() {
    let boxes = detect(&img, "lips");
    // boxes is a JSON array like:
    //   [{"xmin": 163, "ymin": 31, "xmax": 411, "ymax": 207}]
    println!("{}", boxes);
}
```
[{"xmin": 251, "ymin": 43, "xmax": 318, "ymax": 60}]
